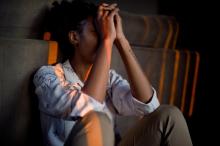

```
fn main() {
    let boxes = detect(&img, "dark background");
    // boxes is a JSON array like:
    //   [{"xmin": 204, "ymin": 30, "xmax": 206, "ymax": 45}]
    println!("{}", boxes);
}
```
[{"xmin": 158, "ymin": 0, "xmax": 218, "ymax": 145}]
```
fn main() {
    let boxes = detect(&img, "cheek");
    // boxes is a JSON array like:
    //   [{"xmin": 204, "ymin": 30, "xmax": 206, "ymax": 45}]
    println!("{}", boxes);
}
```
[
  {"xmin": 79, "ymin": 31, "xmax": 98, "ymax": 54},
  {"xmin": 81, "ymin": 38, "xmax": 97, "ymax": 56},
  {"xmin": 90, "ymin": 32, "xmax": 98, "ymax": 42},
  {"xmin": 88, "ymin": 33, "xmax": 98, "ymax": 50}
]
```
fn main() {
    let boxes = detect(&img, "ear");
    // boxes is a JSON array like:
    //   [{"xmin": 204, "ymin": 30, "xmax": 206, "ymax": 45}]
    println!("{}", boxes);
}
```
[{"xmin": 68, "ymin": 31, "xmax": 80, "ymax": 46}]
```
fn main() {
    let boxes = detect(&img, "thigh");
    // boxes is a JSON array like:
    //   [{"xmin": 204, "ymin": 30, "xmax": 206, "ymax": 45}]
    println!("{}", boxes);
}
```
[
  {"xmin": 65, "ymin": 111, "xmax": 114, "ymax": 146},
  {"xmin": 118, "ymin": 107, "xmax": 163, "ymax": 146},
  {"xmin": 118, "ymin": 105, "xmax": 192, "ymax": 146}
]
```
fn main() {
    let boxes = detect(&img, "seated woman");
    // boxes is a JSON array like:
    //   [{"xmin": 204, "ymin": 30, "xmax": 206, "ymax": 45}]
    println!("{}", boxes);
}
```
[{"xmin": 33, "ymin": 0, "xmax": 192, "ymax": 146}]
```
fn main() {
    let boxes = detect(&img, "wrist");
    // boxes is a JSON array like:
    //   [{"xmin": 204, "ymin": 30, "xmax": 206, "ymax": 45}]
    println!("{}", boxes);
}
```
[
  {"xmin": 99, "ymin": 38, "xmax": 114, "ymax": 53},
  {"xmin": 100, "ymin": 36, "xmax": 114, "ymax": 45},
  {"xmin": 115, "ymin": 36, "xmax": 129, "ymax": 49},
  {"xmin": 115, "ymin": 34, "xmax": 128, "ymax": 45},
  {"xmin": 99, "ymin": 38, "xmax": 113, "ymax": 65},
  {"xmin": 116, "ymin": 34, "xmax": 126, "ymax": 42},
  {"xmin": 104, "ymin": 38, "xmax": 114, "ymax": 47}
]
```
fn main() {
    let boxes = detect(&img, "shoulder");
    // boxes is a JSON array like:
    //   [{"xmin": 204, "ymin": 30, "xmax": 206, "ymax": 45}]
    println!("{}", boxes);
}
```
[
  {"xmin": 33, "ymin": 63, "xmax": 63, "ymax": 84},
  {"xmin": 35, "ymin": 63, "xmax": 63, "ymax": 76}
]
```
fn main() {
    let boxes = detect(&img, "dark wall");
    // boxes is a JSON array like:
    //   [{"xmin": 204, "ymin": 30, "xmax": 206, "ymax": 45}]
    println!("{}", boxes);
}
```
[
  {"xmin": 0, "ymin": 0, "xmax": 158, "ymax": 39},
  {"xmin": 89, "ymin": 0, "xmax": 158, "ymax": 14},
  {"xmin": 0, "ymin": 0, "xmax": 48, "ymax": 39},
  {"xmin": 158, "ymin": 0, "xmax": 218, "ymax": 145}
]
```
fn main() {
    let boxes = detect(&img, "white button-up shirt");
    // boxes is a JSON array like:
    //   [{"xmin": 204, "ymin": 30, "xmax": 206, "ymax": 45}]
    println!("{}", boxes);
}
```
[{"xmin": 33, "ymin": 60, "xmax": 160, "ymax": 146}]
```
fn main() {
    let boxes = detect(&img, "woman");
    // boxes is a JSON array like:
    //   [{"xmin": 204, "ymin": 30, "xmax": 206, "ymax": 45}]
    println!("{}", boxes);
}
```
[{"xmin": 33, "ymin": 0, "xmax": 192, "ymax": 146}]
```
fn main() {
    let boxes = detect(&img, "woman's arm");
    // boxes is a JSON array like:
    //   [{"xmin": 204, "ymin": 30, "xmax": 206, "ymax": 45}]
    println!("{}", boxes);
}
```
[
  {"xmin": 114, "ymin": 12, "xmax": 153, "ymax": 103},
  {"xmin": 82, "ymin": 4, "xmax": 119, "ymax": 103}
]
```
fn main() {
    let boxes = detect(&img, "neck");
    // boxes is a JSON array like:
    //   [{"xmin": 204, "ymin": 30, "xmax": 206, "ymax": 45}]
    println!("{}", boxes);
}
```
[{"xmin": 69, "ymin": 56, "xmax": 93, "ymax": 82}]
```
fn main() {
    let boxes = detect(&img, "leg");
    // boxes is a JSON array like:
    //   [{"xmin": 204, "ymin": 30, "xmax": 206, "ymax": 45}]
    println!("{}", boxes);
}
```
[
  {"xmin": 118, "ymin": 105, "xmax": 193, "ymax": 146},
  {"xmin": 65, "ymin": 111, "xmax": 114, "ymax": 146}
]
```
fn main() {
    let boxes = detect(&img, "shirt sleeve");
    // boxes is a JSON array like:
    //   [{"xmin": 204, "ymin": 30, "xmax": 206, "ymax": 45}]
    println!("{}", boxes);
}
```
[
  {"xmin": 109, "ymin": 70, "xmax": 160, "ymax": 116},
  {"xmin": 33, "ymin": 64, "xmax": 106, "ymax": 120}
]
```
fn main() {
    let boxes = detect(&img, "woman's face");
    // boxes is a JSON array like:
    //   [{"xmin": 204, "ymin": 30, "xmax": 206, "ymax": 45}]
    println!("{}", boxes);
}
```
[{"xmin": 74, "ymin": 16, "xmax": 99, "ymax": 64}]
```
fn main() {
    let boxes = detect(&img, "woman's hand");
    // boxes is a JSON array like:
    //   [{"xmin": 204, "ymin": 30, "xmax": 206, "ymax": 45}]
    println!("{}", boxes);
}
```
[
  {"xmin": 114, "ymin": 11, "xmax": 126, "ymax": 42},
  {"xmin": 95, "ymin": 3, "xmax": 119, "ymax": 44}
]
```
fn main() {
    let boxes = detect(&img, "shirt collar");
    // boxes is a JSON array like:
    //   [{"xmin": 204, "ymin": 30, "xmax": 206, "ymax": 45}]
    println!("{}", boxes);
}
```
[{"xmin": 62, "ymin": 60, "xmax": 84, "ymax": 87}]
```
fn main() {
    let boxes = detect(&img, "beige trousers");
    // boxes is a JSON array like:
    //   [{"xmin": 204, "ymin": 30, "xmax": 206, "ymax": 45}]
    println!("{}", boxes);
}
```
[{"xmin": 65, "ymin": 105, "xmax": 193, "ymax": 146}]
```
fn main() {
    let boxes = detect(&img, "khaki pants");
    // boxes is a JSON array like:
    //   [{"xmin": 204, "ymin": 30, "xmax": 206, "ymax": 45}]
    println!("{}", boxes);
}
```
[{"xmin": 65, "ymin": 105, "xmax": 193, "ymax": 146}]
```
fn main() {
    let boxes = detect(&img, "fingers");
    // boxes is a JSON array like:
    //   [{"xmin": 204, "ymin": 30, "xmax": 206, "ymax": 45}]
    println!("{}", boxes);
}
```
[
  {"xmin": 97, "ymin": 3, "xmax": 118, "ymax": 18},
  {"xmin": 100, "ymin": 3, "xmax": 109, "ymax": 7},
  {"xmin": 106, "ymin": 3, "xmax": 117, "ymax": 11},
  {"xmin": 103, "ymin": 10, "xmax": 109, "ymax": 17},
  {"xmin": 99, "ymin": 3, "xmax": 117, "ymax": 11},
  {"xmin": 109, "ymin": 7, "xmax": 119, "ymax": 18},
  {"xmin": 114, "ymin": 11, "xmax": 121, "ymax": 22}
]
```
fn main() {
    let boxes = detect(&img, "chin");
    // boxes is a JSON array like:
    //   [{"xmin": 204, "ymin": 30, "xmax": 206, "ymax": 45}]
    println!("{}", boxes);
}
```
[
  {"xmin": 86, "ymin": 55, "xmax": 96, "ymax": 64},
  {"xmin": 91, "ymin": 53, "xmax": 97, "ymax": 61}
]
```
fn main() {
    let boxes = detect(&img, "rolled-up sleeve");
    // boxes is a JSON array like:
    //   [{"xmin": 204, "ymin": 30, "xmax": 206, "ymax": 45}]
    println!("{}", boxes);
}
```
[
  {"xmin": 33, "ymin": 64, "xmax": 105, "ymax": 120},
  {"xmin": 109, "ymin": 70, "xmax": 160, "ymax": 116}
]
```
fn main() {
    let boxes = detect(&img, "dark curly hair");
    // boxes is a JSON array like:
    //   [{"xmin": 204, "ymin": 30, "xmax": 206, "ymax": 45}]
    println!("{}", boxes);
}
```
[{"xmin": 45, "ymin": 0, "xmax": 97, "ymax": 61}]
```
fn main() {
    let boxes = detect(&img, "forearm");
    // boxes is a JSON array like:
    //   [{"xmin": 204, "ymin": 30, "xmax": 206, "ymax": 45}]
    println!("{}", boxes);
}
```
[
  {"xmin": 82, "ymin": 40, "xmax": 112, "ymax": 103},
  {"xmin": 115, "ymin": 37, "xmax": 153, "ymax": 103},
  {"xmin": 82, "ymin": 3, "xmax": 118, "ymax": 103}
]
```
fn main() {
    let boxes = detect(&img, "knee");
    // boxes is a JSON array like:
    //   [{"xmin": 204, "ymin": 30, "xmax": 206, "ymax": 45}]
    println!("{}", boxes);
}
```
[
  {"xmin": 151, "ymin": 105, "xmax": 185, "ymax": 123},
  {"xmin": 82, "ymin": 111, "xmax": 113, "ymax": 130},
  {"xmin": 151, "ymin": 105, "xmax": 192, "ymax": 145},
  {"xmin": 65, "ymin": 111, "xmax": 114, "ymax": 146},
  {"xmin": 83, "ymin": 111, "xmax": 111, "ymax": 124},
  {"xmin": 158, "ymin": 105, "xmax": 182, "ymax": 116},
  {"xmin": 83, "ymin": 111, "xmax": 114, "ymax": 143}
]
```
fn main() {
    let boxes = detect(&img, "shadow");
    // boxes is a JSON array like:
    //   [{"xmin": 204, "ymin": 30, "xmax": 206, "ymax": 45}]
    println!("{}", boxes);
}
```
[
  {"xmin": 0, "ymin": 69, "xmax": 43, "ymax": 146},
  {"xmin": 26, "ymin": 70, "xmax": 44, "ymax": 146},
  {"xmin": 29, "ymin": 5, "xmax": 49, "ymax": 39}
]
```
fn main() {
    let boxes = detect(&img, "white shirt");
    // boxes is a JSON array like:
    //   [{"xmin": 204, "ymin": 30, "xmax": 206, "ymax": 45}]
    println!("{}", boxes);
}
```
[{"xmin": 33, "ymin": 60, "xmax": 160, "ymax": 146}]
